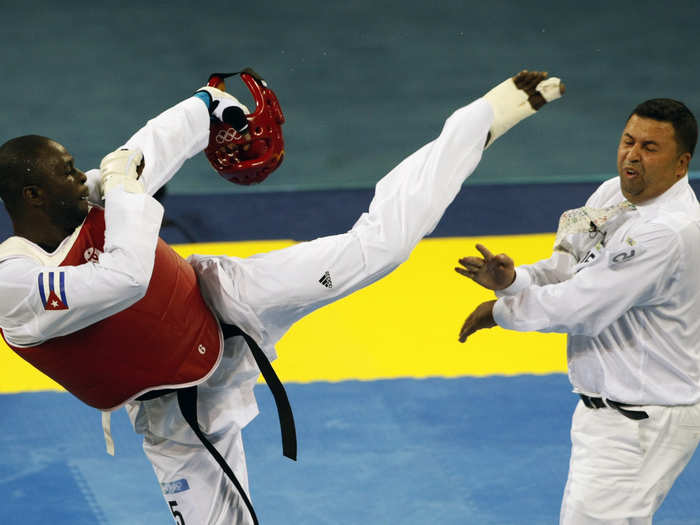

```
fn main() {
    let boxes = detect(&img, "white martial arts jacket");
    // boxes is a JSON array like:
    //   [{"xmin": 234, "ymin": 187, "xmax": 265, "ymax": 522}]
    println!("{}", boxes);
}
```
[
  {"xmin": 494, "ymin": 176, "xmax": 700, "ymax": 405},
  {"xmin": 0, "ymin": 98, "xmax": 210, "ymax": 347},
  {"xmin": 0, "ymin": 94, "xmax": 495, "ymax": 443}
]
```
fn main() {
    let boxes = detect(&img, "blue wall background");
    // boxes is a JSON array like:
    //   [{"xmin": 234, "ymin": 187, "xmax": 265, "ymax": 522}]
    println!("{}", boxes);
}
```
[{"xmin": 2, "ymin": 0, "xmax": 699, "ymax": 197}]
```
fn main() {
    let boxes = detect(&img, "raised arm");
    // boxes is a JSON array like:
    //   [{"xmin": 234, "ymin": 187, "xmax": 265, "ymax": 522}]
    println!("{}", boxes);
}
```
[{"xmin": 85, "ymin": 84, "xmax": 251, "ymax": 199}]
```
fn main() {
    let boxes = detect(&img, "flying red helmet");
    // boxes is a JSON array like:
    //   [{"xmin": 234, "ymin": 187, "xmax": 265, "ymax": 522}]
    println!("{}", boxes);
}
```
[{"xmin": 204, "ymin": 68, "xmax": 285, "ymax": 185}]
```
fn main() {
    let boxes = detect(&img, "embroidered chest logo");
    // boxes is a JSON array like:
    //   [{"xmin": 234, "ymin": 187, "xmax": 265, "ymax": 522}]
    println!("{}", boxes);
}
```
[
  {"xmin": 38, "ymin": 271, "xmax": 69, "ymax": 310},
  {"xmin": 319, "ymin": 271, "xmax": 333, "ymax": 289},
  {"xmin": 84, "ymin": 246, "xmax": 103, "ymax": 262}
]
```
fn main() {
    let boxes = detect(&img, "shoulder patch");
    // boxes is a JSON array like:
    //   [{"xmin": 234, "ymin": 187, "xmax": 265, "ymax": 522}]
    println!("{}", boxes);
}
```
[
  {"xmin": 38, "ymin": 271, "xmax": 70, "ymax": 310},
  {"xmin": 608, "ymin": 244, "xmax": 646, "ymax": 268}
]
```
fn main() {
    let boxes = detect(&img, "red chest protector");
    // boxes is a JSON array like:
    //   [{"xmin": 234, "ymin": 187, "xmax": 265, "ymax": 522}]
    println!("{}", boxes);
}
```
[{"xmin": 1, "ymin": 207, "xmax": 222, "ymax": 410}]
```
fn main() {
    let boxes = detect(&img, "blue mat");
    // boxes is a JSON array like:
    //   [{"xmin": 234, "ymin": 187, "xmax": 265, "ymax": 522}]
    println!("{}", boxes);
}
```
[{"xmin": 2, "ymin": 376, "xmax": 699, "ymax": 524}]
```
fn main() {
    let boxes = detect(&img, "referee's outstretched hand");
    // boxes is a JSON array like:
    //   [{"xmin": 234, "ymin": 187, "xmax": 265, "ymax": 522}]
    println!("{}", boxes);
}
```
[
  {"xmin": 459, "ymin": 300, "xmax": 497, "ymax": 343},
  {"xmin": 455, "ymin": 244, "xmax": 515, "ymax": 290}
]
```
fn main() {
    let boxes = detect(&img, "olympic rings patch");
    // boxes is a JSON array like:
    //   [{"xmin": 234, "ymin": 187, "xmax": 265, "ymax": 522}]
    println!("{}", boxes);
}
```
[{"xmin": 215, "ymin": 128, "xmax": 243, "ymax": 144}]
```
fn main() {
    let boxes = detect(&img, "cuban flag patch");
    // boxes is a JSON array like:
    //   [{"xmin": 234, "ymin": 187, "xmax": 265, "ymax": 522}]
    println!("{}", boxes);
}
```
[{"xmin": 38, "ymin": 271, "xmax": 69, "ymax": 311}]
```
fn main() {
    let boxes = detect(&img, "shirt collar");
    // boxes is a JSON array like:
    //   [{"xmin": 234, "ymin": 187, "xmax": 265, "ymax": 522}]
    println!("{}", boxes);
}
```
[{"xmin": 623, "ymin": 176, "xmax": 698, "ymax": 220}]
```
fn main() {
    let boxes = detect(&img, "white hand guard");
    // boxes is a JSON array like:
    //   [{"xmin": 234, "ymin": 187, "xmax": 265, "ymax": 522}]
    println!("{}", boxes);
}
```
[
  {"xmin": 196, "ymin": 86, "xmax": 251, "ymax": 133},
  {"xmin": 483, "ymin": 76, "xmax": 563, "ymax": 149},
  {"xmin": 100, "ymin": 148, "xmax": 145, "ymax": 198}
]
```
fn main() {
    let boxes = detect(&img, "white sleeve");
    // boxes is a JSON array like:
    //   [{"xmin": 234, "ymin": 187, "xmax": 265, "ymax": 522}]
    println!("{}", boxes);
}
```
[
  {"xmin": 191, "ymin": 98, "xmax": 493, "ymax": 344},
  {"xmin": 492, "ymin": 222, "xmax": 680, "ymax": 336},
  {"xmin": 81, "ymin": 97, "xmax": 210, "ymax": 201},
  {"xmin": 496, "ymin": 251, "xmax": 577, "ymax": 298},
  {"xmin": 520, "ymin": 250, "xmax": 578, "ymax": 287},
  {"xmin": 121, "ymin": 97, "xmax": 210, "ymax": 196},
  {"xmin": 0, "ymin": 189, "xmax": 164, "ymax": 346}
]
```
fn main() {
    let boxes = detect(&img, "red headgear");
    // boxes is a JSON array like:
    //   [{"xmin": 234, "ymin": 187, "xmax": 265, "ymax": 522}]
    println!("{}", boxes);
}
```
[{"xmin": 204, "ymin": 68, "xmax": 285, "ymax": 185}]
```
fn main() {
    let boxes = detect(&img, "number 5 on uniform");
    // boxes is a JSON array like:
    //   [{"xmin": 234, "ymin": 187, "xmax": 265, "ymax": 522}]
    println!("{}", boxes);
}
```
[{"xmin": 168, "ymin": 500, "xmax": 185, "ymax": 525}]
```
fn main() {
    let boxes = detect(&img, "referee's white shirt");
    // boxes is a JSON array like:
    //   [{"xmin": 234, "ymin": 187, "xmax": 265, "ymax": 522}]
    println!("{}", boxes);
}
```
[{"xmin": 494, "ymin": 176, "xmax": 700, "ymax": 406}]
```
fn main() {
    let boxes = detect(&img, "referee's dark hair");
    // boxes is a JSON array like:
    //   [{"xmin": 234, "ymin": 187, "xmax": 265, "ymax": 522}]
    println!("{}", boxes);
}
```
[{"xmin": 629, "ymin": 99, "xmax": 698, "ymax": 157}]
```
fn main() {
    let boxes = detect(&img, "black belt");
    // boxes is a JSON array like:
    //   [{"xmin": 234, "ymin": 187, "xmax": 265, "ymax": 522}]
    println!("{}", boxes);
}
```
[
  {"xmin": 137, "ymin": 323, "xmax": 297, "ymax": 525},
  {"xmin": 579, "ymin": 394, "xmax": 649, "ymax": 420},
  {"xmin": 220, "ymin": 323, "xmax": 297, "ymax": 461}
]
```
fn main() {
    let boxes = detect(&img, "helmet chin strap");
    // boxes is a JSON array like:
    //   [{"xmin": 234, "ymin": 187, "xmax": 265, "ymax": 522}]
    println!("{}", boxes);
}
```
[
  {"xmin": 203, "ymin": 68, "xmax": 286, "ymax": 185},
  {"xmin": 207, "ymin": 67, "xmax": 267, "ymax": 90}
]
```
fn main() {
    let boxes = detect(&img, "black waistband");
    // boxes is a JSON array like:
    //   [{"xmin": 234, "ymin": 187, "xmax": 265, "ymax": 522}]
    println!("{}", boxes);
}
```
[{"xmin": 579, "ymin": 394, "xmax": 649, "ymax": 420}]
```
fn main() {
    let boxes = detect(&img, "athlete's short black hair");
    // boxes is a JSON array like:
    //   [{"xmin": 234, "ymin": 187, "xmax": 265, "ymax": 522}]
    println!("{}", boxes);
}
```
[{"xmin": 0, "ymin": 135, "xmax": 53, "ymax": 214}]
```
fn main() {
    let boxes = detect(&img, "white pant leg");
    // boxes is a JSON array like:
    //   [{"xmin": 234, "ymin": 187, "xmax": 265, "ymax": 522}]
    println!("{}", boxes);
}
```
[
  {"xmin": 125, "ymin": 338, "xmax": 262, "ymax": 525},
  {"xmin": 560, "ymin": 401, "xmax": 700, "ymax": 524},
  {"xmin": 143, "ymin": 429, "xmax": 253, "ymax": 525},
  {"xmin": 351, "ymin": 97, "xmax": 492, "ymax": 276}
]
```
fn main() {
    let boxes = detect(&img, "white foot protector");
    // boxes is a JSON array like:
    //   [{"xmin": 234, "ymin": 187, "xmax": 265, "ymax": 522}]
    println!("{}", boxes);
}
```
[{"xmin": 483, "ymin": 76, "xmax": 562, "ymax": 149}]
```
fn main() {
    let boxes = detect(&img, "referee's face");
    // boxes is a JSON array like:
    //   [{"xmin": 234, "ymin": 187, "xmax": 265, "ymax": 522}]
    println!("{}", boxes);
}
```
[{"xmin": 617, "ymin": 115, "xmax": 691, "ymax": 204}]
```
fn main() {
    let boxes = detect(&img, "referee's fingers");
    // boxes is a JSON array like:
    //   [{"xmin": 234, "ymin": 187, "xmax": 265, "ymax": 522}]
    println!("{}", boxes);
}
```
[
  {"xmin": 459, "ymin": 317, "xmax": 473, "ymax": 342},
  {"xmin": 475, "ymin": 243, "xmax": 493, "ymax": 260},
  {"xmin": 455, "ymin": 267, "xmax": 471, "ymax": 278},
  {"xmin": 458, "ymin": 256, "xmax": 484, "ymax": 269},
  {"xmin": 493, "ymin": 253, "xmax": 512, "ymax": 267}
]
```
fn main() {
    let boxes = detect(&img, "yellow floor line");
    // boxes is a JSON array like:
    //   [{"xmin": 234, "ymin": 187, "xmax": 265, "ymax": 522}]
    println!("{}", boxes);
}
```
[{"xmin": 0, "ymin": 234, "xmax": 567, "ymax": 393}]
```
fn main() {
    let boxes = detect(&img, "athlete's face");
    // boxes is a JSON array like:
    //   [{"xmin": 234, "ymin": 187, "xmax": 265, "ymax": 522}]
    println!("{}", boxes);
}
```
[
  {"xmin": 36, "ymin": 141, "xmax": 90, "ymax": 232},
  {"xmin": 617, "ymin": 115, "xmax": 691, "ymax": 204}
]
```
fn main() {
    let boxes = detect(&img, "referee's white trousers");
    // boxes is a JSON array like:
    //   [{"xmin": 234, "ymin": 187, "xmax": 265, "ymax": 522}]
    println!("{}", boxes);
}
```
[{"xmin": 560, "ymin": 400, "xmax": 700, "ymax": 524}]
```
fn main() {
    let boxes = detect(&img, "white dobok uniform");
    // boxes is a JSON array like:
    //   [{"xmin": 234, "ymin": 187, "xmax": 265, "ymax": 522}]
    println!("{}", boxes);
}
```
[
  {"xmin": 494, "ymin": 176, "xmax": 700, "ymax": 524},
  {"xmin": 0, "ymin": 95, "xmax": 493, "ymax": 523}
]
